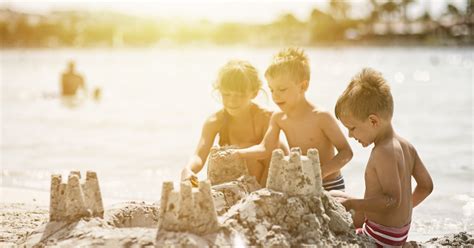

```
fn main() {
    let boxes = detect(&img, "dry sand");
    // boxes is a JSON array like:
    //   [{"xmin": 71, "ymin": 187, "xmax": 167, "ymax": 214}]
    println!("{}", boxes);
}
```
[
  {"xmin": 1, "ymin": 149, "xmax": 471, "ymax": 247},
  {"xmin": 1, "ymin": 193, "xmax": 472, "ymax": 247}
]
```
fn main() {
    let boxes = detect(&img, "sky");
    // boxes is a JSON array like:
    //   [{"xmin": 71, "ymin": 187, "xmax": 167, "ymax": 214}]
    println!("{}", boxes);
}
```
[{"xmin": 1, "ymin": 0, "xmax": 468, "ymax": 23}]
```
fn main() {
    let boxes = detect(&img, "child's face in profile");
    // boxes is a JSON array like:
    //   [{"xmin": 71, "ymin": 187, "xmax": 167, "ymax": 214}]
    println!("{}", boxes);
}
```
[
  {"xmin": 267, "ymin": 75, "xmax": 303, "ymax": 113},
  {"xmin": 220, "ymin": 90, "xmax": 254, "ymax": 116},
  {"xmin": 339, "ymin": 114, "xmax": 377, "ymax": 147}
]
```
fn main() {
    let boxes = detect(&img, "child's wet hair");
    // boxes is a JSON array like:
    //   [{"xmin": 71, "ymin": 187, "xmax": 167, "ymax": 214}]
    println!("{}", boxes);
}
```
[
  {"xmin": 213, "ymin": 60, "xmax": 262, "ymax": 96},
  {"xmin": 265, "ymin": 47, "xmax": 310, "ymax": 84},
  {"xmin": 335, "ymin": 68, "xmax": 394, "ymax": 121}
]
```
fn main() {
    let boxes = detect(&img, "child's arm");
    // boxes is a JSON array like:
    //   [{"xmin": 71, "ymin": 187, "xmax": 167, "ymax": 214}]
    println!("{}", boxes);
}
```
[
  {"xmin": 411, "ymin": 149, "xmax": 433, "ymax": 207},
  {"xmin": 343, "ymin": 148, "xmax": 402, "ymax": 213},
  {"xmin": 235, "ymin": 113, "xmax": 281, "ymax": 160},
  {"xmin": 181, "ymin": 119, "xmax": 219, "ymax": 181},
  {"xmin": 320, "ymin": 112, "xmax": 353, "ymax": 178},
  {"xmin": 329, "ymin": 190, "xmax": 364, "ymax": 228}
]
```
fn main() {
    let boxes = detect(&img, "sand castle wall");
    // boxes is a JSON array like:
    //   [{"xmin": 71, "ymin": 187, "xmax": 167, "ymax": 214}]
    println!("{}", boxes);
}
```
[
  {"xmin": 27, "ymin": 148, "xmax": 373, "ymax": 247},
  {"xmin": 158, "ymin": 180, "xmax": 219, "ymax": 235},
  {"xmin": 267, "ymin": 147, "xmax": 323, "ymax": 196},
  {"xmin": 207, "ymin": 146, "xmax": 249, "ymax": 186},
  {"xmin": 49, "ymin": 171, "xmax": 104, "ymax": 222}
]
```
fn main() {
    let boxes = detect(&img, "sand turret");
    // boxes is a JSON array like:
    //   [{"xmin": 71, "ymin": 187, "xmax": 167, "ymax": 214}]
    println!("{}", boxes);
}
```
[
  {"xmin": 158, "ymin": 180, "xmax": 219, "ymax": 235},
  {"xmin": 207, "ymin": 146, "xmax": 249, "ymax": 185},
  {"xmin": 266, "ymin": 147, "xmax": 322, "ymax": 196},
  {"xmin": 49, "ymin": 171, "xmax": 104, "ymax": 222}
]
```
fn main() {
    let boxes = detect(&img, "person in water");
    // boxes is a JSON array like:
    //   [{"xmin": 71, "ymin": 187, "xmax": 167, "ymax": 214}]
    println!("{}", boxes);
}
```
[
  {"xmin": 61, "ymin": 60, "xmax": 86, "ymax": 97},
  {"xmin": 181, "ymin": 59, "xmax": 287, "ymax": 186}
]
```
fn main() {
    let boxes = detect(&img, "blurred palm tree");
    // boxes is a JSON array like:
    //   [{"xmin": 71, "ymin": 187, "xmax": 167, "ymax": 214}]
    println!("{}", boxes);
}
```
[
  {"xmin": 381, "ymin": 0, "xmax": 400, "ymax": 34},
  {"xmin": 400, "ymin": 0, "xmax": 415, "ymax": 33},
  {"xmin": 329, "ymin": 0, "xmax": 351, "ymax": 20}
]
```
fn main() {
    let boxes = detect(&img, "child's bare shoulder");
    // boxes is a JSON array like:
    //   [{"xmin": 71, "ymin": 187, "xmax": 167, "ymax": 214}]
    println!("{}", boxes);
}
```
[
  {"xmin": 254, "ymin": 104, "xmax": 273, "ymax": 122},
  {"xmin": 203, "ymin": 110, "xmax": 226, "ymax": 131},
  {"xmin": 397, "ymin": 135, "xmax": 417, "ymax": 152},
  {"xmin": 312, "ymin": 109, "xmax": 338, "ymax": 126},
  {"xmin": 395, "ymin": 135, "xmax": 419, "ymax": 163},
  {"xmin": 271, "ymin": 110, "xmax": 286, "ymax": 119},
  {"xmin": 369, "ymin": 142, "xmax": 397, "ymax": 166}
]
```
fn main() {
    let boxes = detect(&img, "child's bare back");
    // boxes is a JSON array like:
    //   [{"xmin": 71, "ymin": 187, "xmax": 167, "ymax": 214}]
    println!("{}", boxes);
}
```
[{"xmin": 365, "ymin": 135, "xmax": 419, "ymax": 227}]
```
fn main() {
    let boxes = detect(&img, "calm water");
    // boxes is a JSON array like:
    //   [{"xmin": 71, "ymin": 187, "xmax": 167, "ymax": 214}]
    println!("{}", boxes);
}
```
[{"xmin": 1, "ymin": 46, "xmax": 473, "ymax": 240}]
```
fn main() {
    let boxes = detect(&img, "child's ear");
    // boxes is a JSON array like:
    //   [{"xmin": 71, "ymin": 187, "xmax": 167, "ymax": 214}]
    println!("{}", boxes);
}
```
[
  {"xmin": 300, "ymin": 80, "xmax": 309, "ymax": 92},
  {"xmin": 368, "ymin": 114, "xmax": 380, "ymax": 127}
]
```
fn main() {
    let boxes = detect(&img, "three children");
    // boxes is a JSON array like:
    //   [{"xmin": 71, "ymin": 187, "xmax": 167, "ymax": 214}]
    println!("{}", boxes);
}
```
[{"xmin": 182, "ymin": 48, "xmax": 433, "ymax": 247}]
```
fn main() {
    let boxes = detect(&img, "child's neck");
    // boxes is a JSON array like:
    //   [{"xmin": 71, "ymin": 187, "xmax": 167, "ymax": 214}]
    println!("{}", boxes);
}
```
[
  {"xmin": 286, "ymin": 96, "xmax": 312, "ymax": 118},
  {"xmin": 228, "ymin": 103, "xmax": 254, "ymax": 121},
  {"xmin": 374, "ymin": 122, "xmax": 395, "ymax": 146}
]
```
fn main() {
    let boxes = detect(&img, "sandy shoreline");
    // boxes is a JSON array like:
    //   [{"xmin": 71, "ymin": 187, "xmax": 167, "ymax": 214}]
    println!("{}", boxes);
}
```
[{"xmin": 1, "ymin": 185, "xmax": 473, "ymax": 247}]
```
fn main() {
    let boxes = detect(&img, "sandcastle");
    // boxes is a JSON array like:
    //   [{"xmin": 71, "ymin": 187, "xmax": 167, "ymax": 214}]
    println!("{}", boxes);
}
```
[
  {"xmin": 266, "ymin": 147, "xmax": 323, "ymax": 196},
  {"xmin": 157, "ymin": 180, "xmax": 219, "ymax": 235},
  {"xmin": 207, "ymin": 146, "xmax": 249, "ymax": 186},
  {"xmin": 49, "ymin": 171, "xmax": 104, "ymax": 222}
]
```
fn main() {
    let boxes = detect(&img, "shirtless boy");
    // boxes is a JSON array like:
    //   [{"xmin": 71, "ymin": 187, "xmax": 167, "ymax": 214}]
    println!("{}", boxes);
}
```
[
  {"xmin": 233, "ymin": 48, "xmax": 353, "ymax": 191},
  {"xmin": 332, "ymin": 68, "xmax": 434, "ymax": 247}
]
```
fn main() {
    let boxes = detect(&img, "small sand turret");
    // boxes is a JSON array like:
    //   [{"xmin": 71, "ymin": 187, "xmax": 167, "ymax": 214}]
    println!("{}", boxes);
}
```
[
  {"xmin": 49, "ymin": 171, "xmax": 104, "ymax": 222},
  {"xmin": 158, "ymin": 180, "xmax": 219, "ymax": 235},
  {"xmin": 266, "ymin": 147, "xmax": 322, "ymax": 196},
  {"xmin": 207, "ymin": 146, "xmax": 249, "ymax": 185}
]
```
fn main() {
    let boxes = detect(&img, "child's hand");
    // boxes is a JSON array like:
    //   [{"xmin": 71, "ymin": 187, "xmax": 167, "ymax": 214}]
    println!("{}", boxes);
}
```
[
  {"xmin": 228, "ymin": 149, "xmax": 241, "ymax": 160},
  {"xmin": 329, "ymin": 190, "xmax": 353, "ymax": 210},
  {"xmin": 340, "ymin": 198, "xmax": 353, "ymax": 211},
  {"xmin": 181, "ymin": 168, "xmax": 199, "ymax": 187},
  {"xmin": 181, "ymin": 167, "xmax": 195, "ymax": 181}
]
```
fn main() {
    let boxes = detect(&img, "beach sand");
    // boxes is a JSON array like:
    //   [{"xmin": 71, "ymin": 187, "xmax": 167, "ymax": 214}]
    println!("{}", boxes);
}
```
[
  {"xmin": 1, "ymin": 149, "xmax": 472, "ymax": 247},
  {"xmin": 2, "ymin": 183, "xmax": 473, "ymax": 247}
]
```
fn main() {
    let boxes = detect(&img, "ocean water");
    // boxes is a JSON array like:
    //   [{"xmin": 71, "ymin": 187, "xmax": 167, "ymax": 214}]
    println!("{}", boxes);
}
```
[{"xmin": 1, "ymin": 46, "xmax": 472, "ymax": 240}]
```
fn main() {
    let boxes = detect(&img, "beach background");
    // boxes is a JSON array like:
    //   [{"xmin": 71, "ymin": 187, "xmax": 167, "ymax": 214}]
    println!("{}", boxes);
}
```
[{"xmin": 1, "ymin": 0, "xmax": 473, "ymax": 243}]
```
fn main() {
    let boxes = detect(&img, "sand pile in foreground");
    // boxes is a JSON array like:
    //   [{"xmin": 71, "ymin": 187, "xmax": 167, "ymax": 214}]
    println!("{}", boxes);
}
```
[
  {"xmin": 8, "ymin": 176, "xmax": 372, "ymax": 247},
  {"xmin": 0, "ymin": 203, "xmax": 48, "ymax": 246},
  {"xmin": 1, "ymin": 194, "xmax": 472, "ymax": 247}
]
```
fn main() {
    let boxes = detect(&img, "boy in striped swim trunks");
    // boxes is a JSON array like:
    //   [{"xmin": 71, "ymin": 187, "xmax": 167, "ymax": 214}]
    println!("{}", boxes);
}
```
[
  {"xmin": 332, "ymin": 68, "xmax": 434, "ymax": 247},
  {"xmin": 232, "ymin": 47, "xmax": 353, "ymax": 191}
]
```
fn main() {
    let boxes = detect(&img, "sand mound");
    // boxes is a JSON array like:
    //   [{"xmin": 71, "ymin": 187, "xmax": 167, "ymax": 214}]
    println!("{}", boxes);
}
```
[
  {"xmin": 207, "ymin": 146, "xmax": 249, "ymax": 186},
  {"xmin": 212, "ymin": 175, "xmax": 261, "ymax": 215},
  {"xmin": 404, "ymin": 231, "xmax": 474, "ymax": 247},
  {"xmin": 105, "ymin": 201, "xmax": 160, "ymax": 228},
  {"xmin": 220, "ymin": 188, "xmax": 373, "ymax": 247}
]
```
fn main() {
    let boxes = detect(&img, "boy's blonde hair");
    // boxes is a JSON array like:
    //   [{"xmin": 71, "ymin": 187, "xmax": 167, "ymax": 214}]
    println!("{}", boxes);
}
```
[
  {"xmin": 335, "ymin": 68, "xmax": 394, "ymax": 121},
  {"xmin": 214, "ymin": 60, "xmax": 262, "ymax": 95},
  {"xmin": 265, "ymin": 47, "xmax": 310, "ymax": 84}
]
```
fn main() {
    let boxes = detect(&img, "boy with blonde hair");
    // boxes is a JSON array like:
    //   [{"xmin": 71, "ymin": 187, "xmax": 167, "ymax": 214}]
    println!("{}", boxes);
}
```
[
  {"xmin": 233, "ymin": 47, "xmax": 353, "ymax": 191},
  {"xmin": 332, "ymin": 68, "xmax": 434, "ymax": 247}
]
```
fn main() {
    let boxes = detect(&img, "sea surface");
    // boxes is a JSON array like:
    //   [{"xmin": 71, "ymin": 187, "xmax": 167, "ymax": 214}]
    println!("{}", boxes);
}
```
[{"xmin": 1, "ymin": 46, "xmax": 473, "ymax": 240}]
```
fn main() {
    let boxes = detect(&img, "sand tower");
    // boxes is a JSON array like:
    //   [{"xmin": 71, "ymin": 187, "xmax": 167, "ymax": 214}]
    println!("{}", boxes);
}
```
[
  {"xmin": 158, "ymin": 180, "xmax": 219, "ymax": 235},
  {"xmin": 207, "ymin": 146, "xmax": 249, "ymax": 185},
  {"xmin": 49, "ymin": 171, "xmax": 104, "ymax": 222},
  {"xmin": 266, "ymin": 147, "xmax": 322, "ymax": 196}
]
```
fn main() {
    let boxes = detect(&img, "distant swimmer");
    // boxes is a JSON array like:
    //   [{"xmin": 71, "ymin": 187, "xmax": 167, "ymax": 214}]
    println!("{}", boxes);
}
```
[{"xmin": 61, "ymin": 60, "xmax": 86, "ymax": 97}]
